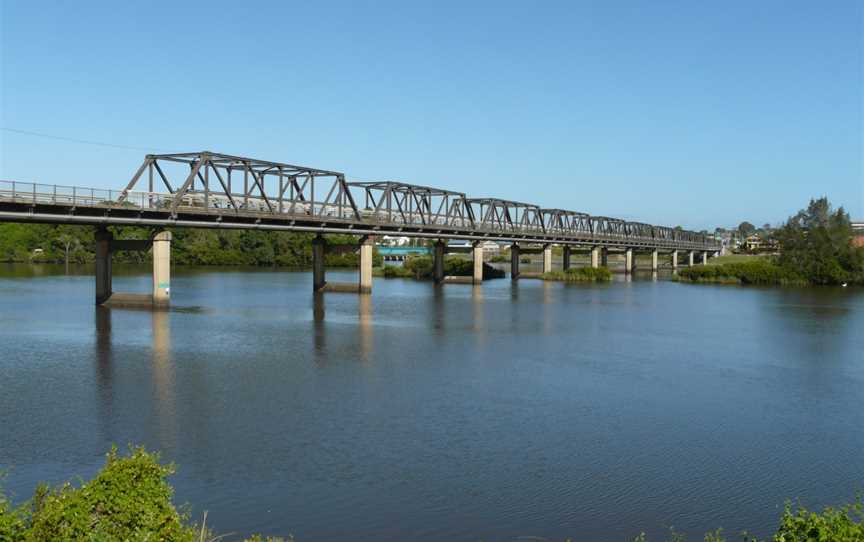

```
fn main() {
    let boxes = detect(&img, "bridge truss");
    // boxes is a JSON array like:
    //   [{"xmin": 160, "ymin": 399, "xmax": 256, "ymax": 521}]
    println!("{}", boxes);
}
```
[{"xmin": 0, "ymin": 151, "xmax": 720, "ymax": 251}]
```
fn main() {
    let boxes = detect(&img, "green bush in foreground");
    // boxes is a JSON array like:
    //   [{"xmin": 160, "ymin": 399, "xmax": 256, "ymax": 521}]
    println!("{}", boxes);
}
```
[
  {"xmin": 2, "ymin": 446, "xmax": 861, "ymax": 541},
  {"xmin": 676, "ymin": 260, "xmax": 806, "ymax": 286},
  {"xmin": 0, "ymin": 446, "xmax": 288, "ymax": 542},
  {"xmin": 543, "ymin": 266, "xmax": 612, "ymax": 282}
]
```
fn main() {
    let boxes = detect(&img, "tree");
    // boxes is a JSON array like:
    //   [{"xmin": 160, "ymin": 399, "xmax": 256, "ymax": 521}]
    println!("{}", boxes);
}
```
[
  {"xmin": 737, "ymin": 221, "xmax": 755, "ymax": 238},
  {"xmin": 775, "ymin": 197, "xmax": 864, "ymax": 284}
]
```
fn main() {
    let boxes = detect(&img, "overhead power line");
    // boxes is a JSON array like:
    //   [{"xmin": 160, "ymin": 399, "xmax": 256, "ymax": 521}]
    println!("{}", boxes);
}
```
[{"xmin": 1, "ymin": 127, "xmax": 173, "ymax": 153}]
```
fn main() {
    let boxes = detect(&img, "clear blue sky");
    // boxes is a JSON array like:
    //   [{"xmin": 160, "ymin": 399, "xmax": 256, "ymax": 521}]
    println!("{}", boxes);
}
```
[{"xmin": 1, "ymin": 1, "xmax": 861, "ymax": 230}]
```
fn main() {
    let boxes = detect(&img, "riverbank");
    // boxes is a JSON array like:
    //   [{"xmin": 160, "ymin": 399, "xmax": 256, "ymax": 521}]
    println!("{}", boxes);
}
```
[{"xmin": 675, "ymin": 259, "xmax": 808, "ymax": 286}]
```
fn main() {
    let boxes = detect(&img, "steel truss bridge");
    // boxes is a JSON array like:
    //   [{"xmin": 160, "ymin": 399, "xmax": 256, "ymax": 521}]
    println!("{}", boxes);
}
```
[{"xmin": 0, "ymin": 151, "xmax": 719, "ymax": 251}]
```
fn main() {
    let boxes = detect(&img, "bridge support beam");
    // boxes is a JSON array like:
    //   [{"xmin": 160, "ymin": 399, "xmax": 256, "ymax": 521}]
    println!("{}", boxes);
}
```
[
  {"xmin": 433, "ymin": 240, "xmax": 445, "ymax": 284},
  {"xmin": 359, "ymin": 236, "xmax": 373, "ymax": 294},
  {"xmin": 312, "ymin": 235, "xmax": 326, "ymax": 292},
  {"xmin": 152, "ymin": 231, "xmax": 171, "ymax": 307},
  {"xmin": 472, "ymin": 242, "xmax": 483, "ymax": 284},
  {"xmin": 591, "ymin": 246, "xmax": 600, "ymax": 268},
  {"xmin": 651, "ymin": 250, "xmax": 658, "ymax": 271},
  {"xmin": 688, "ymin": 251, "xmax": 695, "ymax": 267},
  {"xmin": 510, "ymin": 243, "xmax": 520, "ymax": 280},
  {"xmin": 672, "ymin": 250, "xmax": 679, "ymax": 270},
  {"xmin": 542, "ymin": 245, "xmax": 552, "ymax": 274},
  {"xmin": 562, "ymin": 246, "xmax": 571, "ymax": 271},
  {"xmin": 625, "ymin": 248, "xmax": 634, "ymax": 274},
  {"xmin": 95, "ymin": 228, "xmax": 113, "ymax": 305}
]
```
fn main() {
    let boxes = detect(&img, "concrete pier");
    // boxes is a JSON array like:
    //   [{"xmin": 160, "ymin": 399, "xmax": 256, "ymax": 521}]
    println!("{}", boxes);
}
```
[
  {"xmin": 591, "ymin": 246, "xmax": 601, "ymax": 268},
  {"xmin": 472, "ymin": 242, "xmax": 484, "ymax": 284},
  {"xmin": 312, "ymin": 235, "xmax": 326, "ymax": 291},
  {"xmin": 600, "ymin": 247, "xmax": 608, "ymax": 267},
  {"xmin": 672, "ymin": 250, "xmax": 679, "ymax": 270},
  {"xmin": 651, "ymin": 250, "xmax": 658, "ymax": 272},
  {"xmin": 95, "ymin": 229, "xmax": 113, "ymax": 305},
  {"xmin": 625, "ymin": 248, "xmax": 634, "ymax": 274},
  {"xmin": 433, "ymin": 240, "xmax": 445, "ymax": 284},
  {"xmin": 359, "ymin": 236, "xmax": 373, "ymax": 293},
  {"xmin": 702, "ymin": 251, "xmax": 708, "ymax": 265},
  {"xmin": 152, "ymin": 231, "xmax": 171, "ymax": 307},
  {"xmin": 94, "ymin": 228, "xmax": 172, "ymax": 307},
  {"xmin": 562, "ymin": 246, "xmax": 571, "ymax": 271},
  {"xmin": 542, "ymin": 245, "xmax": 552, "ymax": 274},
  {"xmin": 510, "ymin": 243, "xmax": 520, "ymax": 280},
  {"xmin": 688, "ymin": 251, "xmax": 695, "ymax": 267}
]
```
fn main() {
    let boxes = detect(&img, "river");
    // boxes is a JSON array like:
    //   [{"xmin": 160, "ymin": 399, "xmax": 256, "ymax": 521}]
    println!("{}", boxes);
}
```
[{"xmin": 0, "ymin": 264, "xmax": 862, "ymax": 541}]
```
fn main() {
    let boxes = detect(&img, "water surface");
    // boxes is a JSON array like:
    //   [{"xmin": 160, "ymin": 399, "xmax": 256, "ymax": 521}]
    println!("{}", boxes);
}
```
[{"xmin": 1, "ymin": 264, "xmax": 862, "ymax": 541}]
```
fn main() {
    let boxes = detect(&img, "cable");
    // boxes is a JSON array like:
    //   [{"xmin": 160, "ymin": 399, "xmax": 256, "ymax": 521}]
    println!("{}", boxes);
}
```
[{"xmin": 1, "ymin": 127, "xmax": 173, "ymax": 153}]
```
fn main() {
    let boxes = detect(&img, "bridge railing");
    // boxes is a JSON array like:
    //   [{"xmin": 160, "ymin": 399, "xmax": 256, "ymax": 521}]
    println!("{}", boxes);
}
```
[{"xmin": 0, "ymin": 179, "xmax": 721, "ymax": 250}]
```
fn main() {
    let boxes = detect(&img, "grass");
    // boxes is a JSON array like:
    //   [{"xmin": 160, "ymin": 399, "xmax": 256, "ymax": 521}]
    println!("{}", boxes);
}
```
[
  {"xmin": 705, "ymin": 253, "xmax": 769, "ymax": 265},
  {"xmin": 542, "ymin": 266, "xmax": 612, "ymax": 282}
]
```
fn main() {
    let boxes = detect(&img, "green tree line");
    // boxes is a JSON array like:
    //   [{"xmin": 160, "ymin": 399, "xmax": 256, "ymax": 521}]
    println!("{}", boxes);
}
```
[{"xmin": 0, "ymin": 223, "xmax": 381, "ymax": 268}]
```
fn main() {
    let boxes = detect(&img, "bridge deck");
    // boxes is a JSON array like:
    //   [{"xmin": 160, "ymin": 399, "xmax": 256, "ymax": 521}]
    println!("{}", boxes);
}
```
[{"xmin": 0, "ymin": 152, "xmax": 720, "ymax": 251}]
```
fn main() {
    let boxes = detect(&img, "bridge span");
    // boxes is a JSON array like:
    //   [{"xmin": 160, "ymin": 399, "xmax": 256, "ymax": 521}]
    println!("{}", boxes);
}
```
[{"xmin": 0, "ymin": 151, "xmax": 720, "ymax": 306}]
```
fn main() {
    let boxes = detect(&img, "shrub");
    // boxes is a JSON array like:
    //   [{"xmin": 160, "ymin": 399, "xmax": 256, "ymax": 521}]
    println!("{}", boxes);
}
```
[
  {"xmin": 677, "ymin": 260, "xmax": 805, "ymax": 286},
  {"xmin": 1, "ymin": 445, "xmax": 195, "ymax": 541}
]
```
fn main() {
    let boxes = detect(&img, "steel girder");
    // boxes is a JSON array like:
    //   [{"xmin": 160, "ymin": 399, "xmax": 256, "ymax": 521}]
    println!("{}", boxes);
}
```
[
  {"xmin": 467, "ymin": 198, "xmax": 545, "ymax": 235},
  {"xmin": 118, "ymin": 151, "xmax": 359, "ymax": 220},
  {"xmin": 348, "ymin": 181, "xmax": 474, "ymax": 229},
  {"xmin": 0, "ymin": 151, "xmax": 721, "ymax": 250},
  {"xmin": 541, "ymin": 209, "xmax": 593, "ymax": 238}
]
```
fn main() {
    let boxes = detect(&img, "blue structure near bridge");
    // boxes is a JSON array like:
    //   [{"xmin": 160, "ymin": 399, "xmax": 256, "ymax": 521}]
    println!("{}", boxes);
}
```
[{"xmin": 378, "ymin": 246, "xmax": 432, "ymax": 261}]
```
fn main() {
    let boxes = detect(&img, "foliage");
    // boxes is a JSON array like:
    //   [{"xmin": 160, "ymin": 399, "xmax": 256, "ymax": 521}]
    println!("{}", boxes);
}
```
[
  {"xmin": 774, "ymin": 197, "xmax": 864, "ymax": 285},
  {"xmin": 0, "ymin": 223, "xmax": 381, "ymax": 268},
  {"xmin": 377, "ymin": 255, "xmax": 504, "ymax": 280},
  {"xmin": 676, "ymin": 260, "xmax": 805, "ymax": 285},
  {"xmin": 738, "ymin": 221, "xmax": 756, "ymax": 238},
  {"xmin": 0, "ymin": 447, "xmax": 293, "ymax": 542},
  {"xmin": 1, "ymin": 445, "xmax": 194, "ymax": 541},
  {"xmin": 543, "ymin": 266, "xmax": 612, "ymax": 282},
  {"xmin": 767, "ymin": 498, "xmax": 864, "ymax": 541}
]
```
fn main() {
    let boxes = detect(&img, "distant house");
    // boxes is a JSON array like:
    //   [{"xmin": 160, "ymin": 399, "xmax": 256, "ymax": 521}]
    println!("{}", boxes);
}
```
[
  {"xmin": 853, "ymin": 221, "xmax": 864, "ymax": 247},
  {"xmin": 745, "ymin": 234, "xmax": 762, "ymax": 252}
]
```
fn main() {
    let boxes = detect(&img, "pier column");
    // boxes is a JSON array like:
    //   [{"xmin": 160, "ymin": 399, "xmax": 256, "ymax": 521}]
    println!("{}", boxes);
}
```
[
  {"xmin": 95, "ymin": 228, "xmax": 113, "ymax": 305},
  {"xmin": 562, "ymin": 246, "xmax": 571, "ymax": 271},
  {"xmin": 600, "ymin": 247, "xmax": 608, "ymax": 267},
  {"xmin": 625, "ymin": 248, "xmax": 634, "ymax": 274},
  {"xmin": 542, "ymin": 245, "xmax": 552, "ymax": 274},
  {"xmin": 472, "ymin": 242, "xmax": 484, "ymax": 284},
  {"xmin": 433, "ymin": 240, "xmax": 445, "ymax": 284},
  {"xmin": 312, "ymin": 235, "xmax": 326, "ymax": 291},
  {"xmin": 152, "ymin": 231, "xmax": 172, "ymax": 307},
  {"xmin": 672, "ymin": 250, "xmax": 679, "ymax": 270},
  {"xmin": 510, "ymin": 243, "xmax": 520, "ymax": 280},
  {"xmin": 688, "ymin": 251, "xmax": 695, "ymax": 267},
  {"xmin": 359, "ymin": 236, "xmax": 373, "ymax": 294},
  {"xmin": 702, "ymin": 251, "xmax": 708, "ymax": 265},
  {"xmin": 651, "ymin": 250, "xmax": 658, "ymax": 271},
  {"xmin": 590, "ymin": 246, "xmax": 600, "ymax": 268}
]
